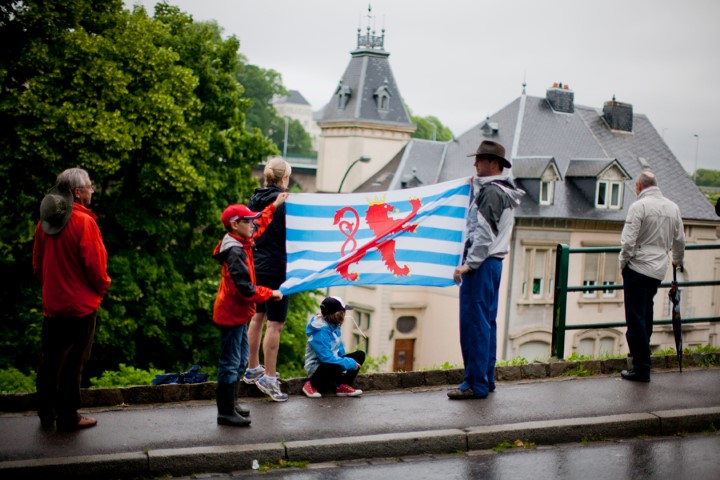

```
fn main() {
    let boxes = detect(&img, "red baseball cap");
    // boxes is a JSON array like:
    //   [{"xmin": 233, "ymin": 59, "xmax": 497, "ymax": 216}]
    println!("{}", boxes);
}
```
[{"xmin": 221, "ymin": 204, "xmax": 261, "ymax": 227}]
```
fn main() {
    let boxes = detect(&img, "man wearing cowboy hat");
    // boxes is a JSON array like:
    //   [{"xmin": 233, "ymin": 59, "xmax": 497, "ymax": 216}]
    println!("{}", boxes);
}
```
[
  {"xmin": 32, "ymin": 168, "xmax": 111, "ymax": 431},
  {"xmin": 449, "ymin": 141, "xmax": 524, "ymax": 400}
]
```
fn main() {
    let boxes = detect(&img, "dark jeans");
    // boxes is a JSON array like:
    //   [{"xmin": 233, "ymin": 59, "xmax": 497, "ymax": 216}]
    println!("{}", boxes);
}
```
[
  {"xmin": 36, "ymin": 312, "xmax": 96, "ymax": 426},
  {"xmin": 217, "ymin": 323, "xmax": 249, "ymax": 384},
  {"xmin": 622, "ymin": 267, "xmax": 661, "ymax": 376},
  {"xmin": 309, "ymin": 350, "xmax": 365, "ymax": 393}
]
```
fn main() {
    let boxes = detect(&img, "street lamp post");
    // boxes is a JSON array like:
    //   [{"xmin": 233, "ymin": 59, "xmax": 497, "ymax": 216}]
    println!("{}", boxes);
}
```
[
  {"xmin": 338, "ymin": 155, "xmax": 371, "ymax": 193},
  {"xmin": 693, "ymin": 134, "xmax": 699, "ymax": 184}
]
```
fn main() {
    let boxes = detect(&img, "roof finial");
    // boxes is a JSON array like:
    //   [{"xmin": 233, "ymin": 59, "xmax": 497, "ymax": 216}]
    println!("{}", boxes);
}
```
[
  {"xmin": 522, "ymin": 71, "xmax": 527, "ymax": 95},
  {"xmin": 356, "ymin": 4, "xmax": 384, "ymax": 50}
]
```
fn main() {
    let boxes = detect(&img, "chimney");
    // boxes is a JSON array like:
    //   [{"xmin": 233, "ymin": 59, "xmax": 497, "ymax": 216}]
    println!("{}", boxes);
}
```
[
  {"xmin": 603, "ymin": 96, "xmax": 633, "ymax": 132},
  {"xmin": 546, "ymin": 82, "xmax": 574, "ymax": 113}
]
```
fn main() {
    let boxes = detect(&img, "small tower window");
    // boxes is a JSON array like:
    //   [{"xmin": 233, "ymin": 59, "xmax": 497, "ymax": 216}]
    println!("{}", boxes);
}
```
[
  {"xmin": 335, "ymin": 81, "xmax": 352, "ymax": 110},
  {"xmin": 374, "ymin": 79, "xmax": 392, "ymax": 114}
]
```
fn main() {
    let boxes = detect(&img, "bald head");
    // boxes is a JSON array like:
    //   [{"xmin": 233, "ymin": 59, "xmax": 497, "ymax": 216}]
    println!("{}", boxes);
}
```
[{"xmin": 636, "ymin": 171, "xmax": 657, "ymax": 193}]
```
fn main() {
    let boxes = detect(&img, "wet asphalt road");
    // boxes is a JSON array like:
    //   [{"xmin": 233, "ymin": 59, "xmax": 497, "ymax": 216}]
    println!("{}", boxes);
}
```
[{"xmin": 179, "ymin": 433, "xmax": 720, "ymax": 480}]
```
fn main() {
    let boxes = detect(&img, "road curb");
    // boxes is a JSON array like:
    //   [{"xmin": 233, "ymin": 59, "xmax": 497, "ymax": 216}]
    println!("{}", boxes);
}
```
[{"xmin": 2, "ymin": 407, "xmax": 718, "ymax": 478}]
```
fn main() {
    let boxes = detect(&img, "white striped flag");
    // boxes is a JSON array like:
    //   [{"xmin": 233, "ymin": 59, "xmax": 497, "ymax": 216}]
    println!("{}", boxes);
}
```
[{"xmin": 280, "ymin": 177, "xmax": 471, "ymax": 294}]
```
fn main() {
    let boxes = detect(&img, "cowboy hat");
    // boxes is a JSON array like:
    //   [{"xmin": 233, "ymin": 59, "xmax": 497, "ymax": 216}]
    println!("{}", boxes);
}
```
[
  {"xmin": 466, "ymin": 140, "xmax": 512, "ymax": 169},
  {"xmin": 39, "ymin": 184, "xmax": 74, "ymax": 235}
]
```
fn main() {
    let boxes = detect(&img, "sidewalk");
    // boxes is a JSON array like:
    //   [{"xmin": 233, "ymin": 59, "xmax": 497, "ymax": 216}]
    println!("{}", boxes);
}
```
[{"xmin": 1, "ymin": 368, "xmax": 719, "ymax": 478}]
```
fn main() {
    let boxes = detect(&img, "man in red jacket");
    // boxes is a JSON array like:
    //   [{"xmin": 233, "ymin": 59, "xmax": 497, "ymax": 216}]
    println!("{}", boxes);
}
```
[{"xmin": 32, "ymin": 168, "xmax": 111, "ymax": 431}]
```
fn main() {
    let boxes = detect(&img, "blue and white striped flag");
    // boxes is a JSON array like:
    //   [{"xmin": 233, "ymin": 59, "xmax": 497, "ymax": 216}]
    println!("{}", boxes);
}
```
[{"xmin": 280, "ymin": 177, "xmax": 472, "ymax": 294}]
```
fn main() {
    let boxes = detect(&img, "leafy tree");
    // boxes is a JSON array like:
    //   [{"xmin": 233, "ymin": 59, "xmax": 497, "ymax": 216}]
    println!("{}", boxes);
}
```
[
  {"xmin": 270, "ymin": 116, "xmax": 315, "ymax": 158},
  {"xmin": 236, "ymin": 60, "xmax": 315, "ymax": 157},
  {"xmin": 407, "ymin": 107, "xmax": 453, "ymax": 141},
  {"xmin": 0, "ymin": 1, "xmax": 279, "ymax": 380},
  {"xmin": 694, "ymin": 169, "xmax": 720, "ymax": 187}
]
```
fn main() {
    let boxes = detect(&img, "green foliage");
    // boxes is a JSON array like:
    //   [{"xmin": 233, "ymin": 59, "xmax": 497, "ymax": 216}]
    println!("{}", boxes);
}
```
[
  {"xmin": 0, "ymin": 367, "xmax": 36, "ymax": 394},
  {"xmin": 567, "ymin": 352, "xmax": 593, "ymax": 362},
  {"xmin": 360, "ymin": 354, "xmax": 389, "ymax": 374},
  {"xmin": 563, "ymin": 365, "xmax": 595, "ymax": 377},
  {"xmin": 581, "ymin": 433, "xmax": 605, "ymax": 444},
  {"xmin": 493, "ymin": 439, "xmax": 535, "ymax": 453},
  {"xmin": 89, "ymin": 363, "xmax": 164, "ymax": 388},
  {"xmin": 694, "ymin": 169, "xmax": 720, "ymax": 187},
  {"xmin": 703, "ymin": 190, "xmax": 720, "ymax": 208},
  {"xmin": 497, "ymin": 356, "xmax": 529, "ymax": 366},
  {"xmin": 259, "ymin": 458, "xmax": 308, "ymax": 472},
  {"xmin": 407, "ymin": 106, "xmax": 453, "ymax": 141},
  {"xmin": 270, "ymin": 117, "xmax": 315, "ymax": 158},
  {"xmin": 421, "ymin": 361, "xmax": 461, "ymax": 371},
  {"xmin": 0, "ymin": 1, "xmax": 275, "ymax": 381}
]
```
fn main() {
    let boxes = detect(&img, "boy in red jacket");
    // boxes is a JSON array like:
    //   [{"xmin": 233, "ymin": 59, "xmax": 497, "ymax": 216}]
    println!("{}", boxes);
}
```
[{"xmin": 212, "ymin": 193, "xmax": 287, "ymax": 427}]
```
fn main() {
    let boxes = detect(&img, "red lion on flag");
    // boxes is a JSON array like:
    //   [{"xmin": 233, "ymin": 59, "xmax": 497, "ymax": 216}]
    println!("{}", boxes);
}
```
[{"xmin": 333, "ymin": 197, "xmax": 421, "ymax": 281}]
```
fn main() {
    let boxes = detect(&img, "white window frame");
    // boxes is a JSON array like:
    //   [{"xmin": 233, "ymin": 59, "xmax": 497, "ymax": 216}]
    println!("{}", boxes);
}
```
[
  {"xmin": 540, "ymin": 180, "xmax": 554, "ymax": 205},
  {"xmin": 582, "ymin": 251, "xmax": 620, "ymax": 300},
  {"xmin": 595, "ymin": 180, "xmax": 623, "ymax": 209},
  {"xmin": 521, "ymin": 246, "xmax": 556, "ymax": 303}
]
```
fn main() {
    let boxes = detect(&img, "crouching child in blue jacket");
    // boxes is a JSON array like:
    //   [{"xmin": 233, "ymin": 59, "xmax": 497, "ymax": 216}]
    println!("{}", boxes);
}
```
[{"xmin": 302, "ymin": 296, "xmax": 365, "ymax": 398}]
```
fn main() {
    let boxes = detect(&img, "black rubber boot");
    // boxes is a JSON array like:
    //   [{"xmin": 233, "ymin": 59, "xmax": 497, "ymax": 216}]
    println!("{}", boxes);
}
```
[
  {"xmin": 233, "ymin": 381, "xmax": 250, "ymax": 417},
  {"xmin": 216, "ymin": 382, "xmax": 251, "ymax": 427}
]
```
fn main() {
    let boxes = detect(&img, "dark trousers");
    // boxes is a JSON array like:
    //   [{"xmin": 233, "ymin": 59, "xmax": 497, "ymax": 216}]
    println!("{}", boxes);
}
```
[
  {"xmin": 622, "ymin": 267, "xmax": 661, "ymax": 376},
  {"xmin": 36, "ymin": 312, "xmax": 96, "ymax": 425},
  {"xmin": 459, "ymin": 258, "xmax": 501, "ymax": 396},
  {"xmin": 309, "ymin": 350, "xmax": 365, "ymax": 394}
]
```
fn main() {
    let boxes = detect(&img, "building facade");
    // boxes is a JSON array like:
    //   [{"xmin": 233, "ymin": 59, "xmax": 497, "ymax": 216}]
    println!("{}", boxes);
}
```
[{"xmin": 311, "ymin": 29, "xmax": 719, "ymax": 371}]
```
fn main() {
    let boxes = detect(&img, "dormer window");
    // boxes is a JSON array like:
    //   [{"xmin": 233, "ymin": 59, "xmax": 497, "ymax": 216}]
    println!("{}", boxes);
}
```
[
  {"xmin": 335, "ymin": 81, "xmax": 352, "ymax": 110},
  {"xmin": 596, "ymin": 180, "xmax": 623, "ymax": 209},
  {"xmin": 374, "ymin": 80, "xmax": 391, "ymax": 113},
  {"xmin": 540, "ymin": 180, "xmax": 554, "ymax": 205},
  {"xmin": 566, "ymin": 158, "xmax": 630, "ymax": 211}
]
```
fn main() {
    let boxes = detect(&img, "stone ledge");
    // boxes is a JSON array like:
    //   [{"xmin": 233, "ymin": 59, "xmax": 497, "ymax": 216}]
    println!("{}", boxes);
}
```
[{"xmin": 0, "ymin": 355, "xmax": 711, "ymax": 413}]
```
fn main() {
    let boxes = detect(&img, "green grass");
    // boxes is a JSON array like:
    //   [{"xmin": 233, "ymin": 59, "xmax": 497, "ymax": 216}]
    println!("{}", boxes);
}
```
[
  {"xmin": 493, "ymin": 439, "xmax": 536, "ymax": 452},
  {"xmin": 259, "ymin": 458, "xmax": 309, "ymax": 472}
]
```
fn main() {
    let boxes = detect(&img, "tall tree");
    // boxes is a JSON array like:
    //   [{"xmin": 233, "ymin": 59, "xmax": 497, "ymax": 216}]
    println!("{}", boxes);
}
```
[
  {"xmin": 0, "ymin": 1, "xmax": 277, "ymax": 378},
  {"xmin": 236, "ymin": 61, "xmax": 315, "ymax": 157},
  {"xmin": 407, "ymin": 107, "xmax": 453, "ymax": 142}
]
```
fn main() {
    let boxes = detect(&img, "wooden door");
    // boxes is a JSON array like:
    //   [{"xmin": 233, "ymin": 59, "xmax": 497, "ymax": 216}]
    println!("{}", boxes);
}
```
[{"xmin": 393, "ymin": 339, "xmax": 415, "ymax": 372}]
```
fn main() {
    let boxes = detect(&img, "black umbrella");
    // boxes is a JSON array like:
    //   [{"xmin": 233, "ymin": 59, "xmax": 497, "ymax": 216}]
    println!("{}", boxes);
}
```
[{"xmin": 668, "ymin": 265, "xmax": 683, "ymax": 372}]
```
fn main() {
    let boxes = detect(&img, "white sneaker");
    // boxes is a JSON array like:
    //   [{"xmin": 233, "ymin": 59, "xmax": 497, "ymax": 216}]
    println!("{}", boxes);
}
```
[
  {"xmin": 242, "ymin": 365, "xmax": 265, "ymax": 384},
  {"xmin": 255, "ymin": 375, "xmax": 288, "ymax": 402}
]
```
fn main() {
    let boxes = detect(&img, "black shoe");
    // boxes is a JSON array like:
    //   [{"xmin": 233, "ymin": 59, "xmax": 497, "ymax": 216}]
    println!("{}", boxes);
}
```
[
  {"xmin": 447, "ymin": 388, "xmax": 488, "ymax": 400},
  {"xmin": 235, "ymin": 403, "xmax": 250, "ymax": 417},
  {"xmin": 621, "ymin": 369, "xmax": 650, "ymax": 383}
]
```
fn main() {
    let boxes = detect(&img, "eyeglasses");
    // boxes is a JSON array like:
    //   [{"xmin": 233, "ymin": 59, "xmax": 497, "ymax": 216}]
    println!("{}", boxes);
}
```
[{"xmin": 239, "ymin": 218, "xmax": 254, "ymax": 224}]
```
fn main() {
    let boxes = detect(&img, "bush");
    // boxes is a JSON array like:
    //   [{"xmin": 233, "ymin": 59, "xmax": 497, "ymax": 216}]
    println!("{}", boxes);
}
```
[
  {"xmin": 89, "ymin": 364, "xmax": 165, "ymax": 389},
  {"xmin": 0, "ymin": 367, "xmax": 36, "ymax": 394}
]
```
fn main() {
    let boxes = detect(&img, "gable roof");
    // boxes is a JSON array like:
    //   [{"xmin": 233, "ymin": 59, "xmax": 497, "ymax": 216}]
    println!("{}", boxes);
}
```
[{"xmin": 358, "ymin": 93, "xmax": 717, "ymax": 223}]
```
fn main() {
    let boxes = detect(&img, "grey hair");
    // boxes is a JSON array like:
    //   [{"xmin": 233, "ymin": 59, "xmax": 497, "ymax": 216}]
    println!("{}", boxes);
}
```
[
  {"xmin": 56, "ymin": 168, "xmax": 90, "ymax": 191},
  {"xmin": 263, "ymin": 158, "xmax": 291, "ymax": 187},
  {"xmin": 637, "ymin": 171, "xmax": 657, "ymax": 189}
]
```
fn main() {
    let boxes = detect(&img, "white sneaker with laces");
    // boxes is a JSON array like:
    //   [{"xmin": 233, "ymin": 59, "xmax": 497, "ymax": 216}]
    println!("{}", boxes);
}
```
[
  {"xmin": 255, "ymin": 375, "xmax": 288, "ymax": 402},
  {"xmin": 242, "ymin": 365, "xmax": 265, "ymax": 385}
]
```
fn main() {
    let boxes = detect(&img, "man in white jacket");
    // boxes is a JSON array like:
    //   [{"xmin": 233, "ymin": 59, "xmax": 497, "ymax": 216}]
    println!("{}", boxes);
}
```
[{"xmin": 619, "ymin": 171, "xmax": 685, "ymax": 382}]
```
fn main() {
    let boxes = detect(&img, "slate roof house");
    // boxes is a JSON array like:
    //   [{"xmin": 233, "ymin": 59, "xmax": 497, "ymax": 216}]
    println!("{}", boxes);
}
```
[{"xmin": 314, "ymin": 23, "xmax": 719, "ymax": 370}]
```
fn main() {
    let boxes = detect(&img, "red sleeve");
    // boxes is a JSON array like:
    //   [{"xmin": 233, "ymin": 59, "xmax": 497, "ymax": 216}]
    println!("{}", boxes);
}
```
[
  {"xmin": 252, "ymin": 203, "xmax": 277, "ymax": 240},
  {"xmin": 79, "ymin": 216, "xmax": 111, "ymax": 296}
]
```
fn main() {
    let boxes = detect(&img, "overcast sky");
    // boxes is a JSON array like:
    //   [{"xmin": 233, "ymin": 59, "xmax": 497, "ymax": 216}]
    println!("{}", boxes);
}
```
[{"xmin": 125, "ymin": 0, "xmax": 719, "ymax": 173}]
